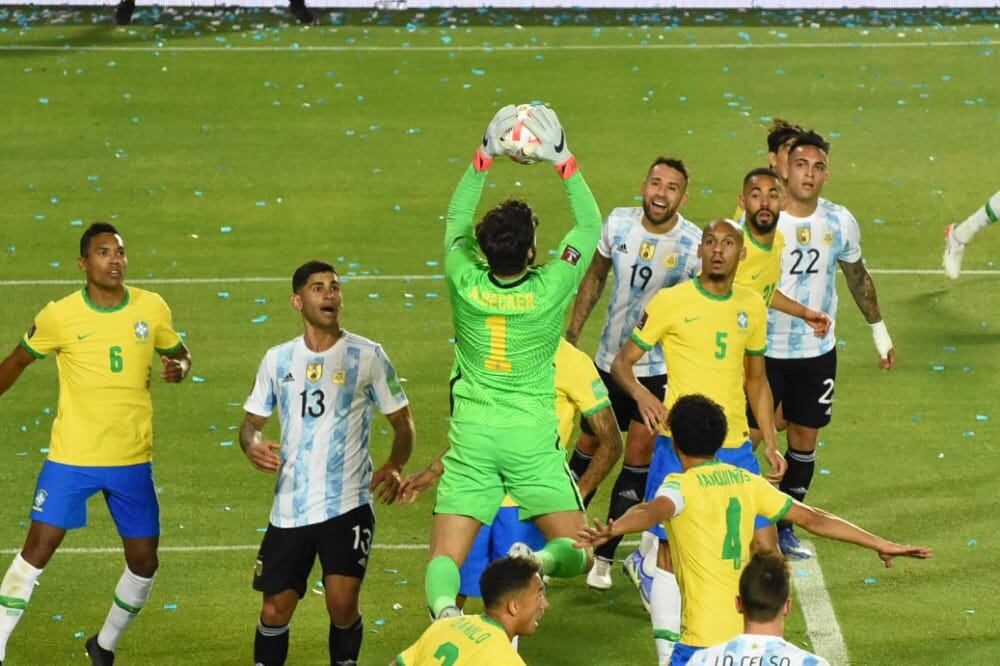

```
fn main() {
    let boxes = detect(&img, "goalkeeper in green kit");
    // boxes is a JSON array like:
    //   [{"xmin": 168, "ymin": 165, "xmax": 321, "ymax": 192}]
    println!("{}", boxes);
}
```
[{"xmin": 424, "ymin": 105, "xmax": 605, "ymax": 620}]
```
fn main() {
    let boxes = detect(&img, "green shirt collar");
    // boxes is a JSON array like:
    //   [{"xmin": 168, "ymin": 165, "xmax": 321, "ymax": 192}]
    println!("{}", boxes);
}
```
[
  {"xmin": 694, "ymin": 277, "xmax": 732, "ymax": 302},
  {"xmin": 82, "ymin": 285, "xmax": 130, "ymax": 313}
]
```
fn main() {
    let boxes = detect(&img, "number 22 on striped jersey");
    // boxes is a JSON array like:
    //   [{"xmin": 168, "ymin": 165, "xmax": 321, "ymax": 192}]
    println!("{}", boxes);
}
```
[{"xmin": 484, "ymin": 316, "xmax": 512, "ymax": 373}]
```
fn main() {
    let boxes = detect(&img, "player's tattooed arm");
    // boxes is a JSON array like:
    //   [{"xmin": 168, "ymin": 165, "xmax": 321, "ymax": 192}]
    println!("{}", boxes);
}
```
[
  {"xmin": 565, "ymin": 252, "xmax": 612, "ymax": 345},
  {"xmin": 839, "ymin": 259, "xmax": 883, "ymax": 324},
  {"xmin": 576, "ymin": 407, "xmax": 624, "ymax": 499},
  {"xmin": 0, "ymin": 344, "xmax": 36, "ymax": 397}
]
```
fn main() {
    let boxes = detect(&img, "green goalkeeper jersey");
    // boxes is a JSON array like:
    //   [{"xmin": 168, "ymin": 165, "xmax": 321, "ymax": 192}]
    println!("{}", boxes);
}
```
[{"xmin": 444, "ymin": 162, "xmax": 602, "ymax": 429}]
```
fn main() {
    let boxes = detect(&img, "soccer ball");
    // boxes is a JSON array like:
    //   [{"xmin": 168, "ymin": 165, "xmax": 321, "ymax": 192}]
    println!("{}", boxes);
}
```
[{"xmin": 499, "ymin": 104, "xmax": 543, "ymax": 165}]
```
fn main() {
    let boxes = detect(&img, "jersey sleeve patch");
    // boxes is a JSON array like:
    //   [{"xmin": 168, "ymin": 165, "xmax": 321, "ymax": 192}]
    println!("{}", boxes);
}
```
[{"xmin": 560, "ymin": 244, "xmax": 582, "ymax": 265}]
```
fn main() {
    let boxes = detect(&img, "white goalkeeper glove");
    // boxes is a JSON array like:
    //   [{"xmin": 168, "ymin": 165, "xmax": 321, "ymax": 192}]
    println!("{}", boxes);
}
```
[
  {"xmin": 521, "ymin": 105, "xmax": 573, "ymax": 165},
  {"xmin": 480, "ymin": 104, "xmax": 519, "ymax": 159}
]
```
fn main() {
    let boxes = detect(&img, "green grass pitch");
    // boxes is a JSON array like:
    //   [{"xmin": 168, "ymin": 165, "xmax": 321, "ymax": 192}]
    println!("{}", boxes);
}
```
[{"xmin": 0, "ymin": 8, "xmax": 997, "ymax": 664}]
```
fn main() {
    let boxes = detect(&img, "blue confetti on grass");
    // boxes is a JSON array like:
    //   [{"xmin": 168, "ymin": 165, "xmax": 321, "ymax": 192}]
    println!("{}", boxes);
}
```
[{"xmin": 251, "ymin": 315, "xmax": 268, "ymax": 324}]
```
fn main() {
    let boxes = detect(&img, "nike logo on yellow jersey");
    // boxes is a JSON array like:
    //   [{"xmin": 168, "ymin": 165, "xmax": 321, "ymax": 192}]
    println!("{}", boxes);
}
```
[{"xmin": 77, "ymin": 333, "xmax": 93, "ymax": 341}]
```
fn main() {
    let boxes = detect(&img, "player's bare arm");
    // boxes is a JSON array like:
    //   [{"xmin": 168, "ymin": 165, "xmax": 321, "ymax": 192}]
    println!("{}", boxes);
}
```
[
  {"xmin": 574, "ymin": 496, "xmax": 675, "ymax": 549},
  {"xmin": 159, "ymin": 346, "xmax": 191, "ymax": 383},
  {"xmin": 770, "ymin": 290, "xmax": 831, "ymax": 338},
  {"xmin": 397, "ymin": 447, "xmax": 447, "ymax": 505},
  {"xmin": 784, "ymin": 502, "xmax": 933, "ymax": 567},
  {"xmin": 369, "ymin": 405, "xmax": 415, "ymax": 504},
  {"xmin": 239, "ymin": 412, "xmax": 280, "ymax": 473},
  {"xmin": 575, "ymin": 406, "xmax": 624, "ymax": 499},
  {"xmin": 838, "ymin": 258, "xmax": 896, "ymax": 370},
  {"xmin": 744, "ymin": 354, "xmax": 787, "ymax": 483},
  {"xmin": 0, "ymin": 344, "xmax": 36, "ymax": 397},
  {"xmin": 565, "ymin": 251, "xmax": 612, "ymax": 345},
  {"xmin": 611, "ymin": 339, "xmax": 667, "ymax": 431}
]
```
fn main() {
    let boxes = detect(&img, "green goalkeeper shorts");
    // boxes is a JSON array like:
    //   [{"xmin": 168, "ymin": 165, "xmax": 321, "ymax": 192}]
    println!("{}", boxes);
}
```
[{"xmin": 434, "ymin": 420, "xmax": 584, "ymax": 525}]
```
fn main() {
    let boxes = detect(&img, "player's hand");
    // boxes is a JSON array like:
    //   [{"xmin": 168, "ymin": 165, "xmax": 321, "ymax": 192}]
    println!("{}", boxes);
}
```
[
  {"xmin": 762, "ymin": 445, "xmax": 787, "ymax": 483},
  {"xmin": 370, "ymin": 462, "xmax": 404, "ymax": 504},
  {"xmin": 245, "ymin": 437, "xmax": 281, "ymax": 473},
  {"xmin": 574, "ymin": 518, "xmax": 615, "ymax": 549},
  {"xmin": 876, "ymin": 541, "xmax": 933, "ymax": 568},
  {"xmin": 481, "ymin": 104, "xmax": 519, "ymax": 158},
  {"xmin": 804, "ymin": 309, "xmax": 832, "ymax": 338},
  {"xmin": 879, "ymin": 347, "xmax": 896, "ymax": 371},
  {"xmin": 634, "ymin": 388, "xmax": 668, "ymax": 434},
  {"xmin": 160, "ymin": 355, "xmax": 188, "ymax": 382},
  {"xmin": 397, "ymin": 462, "xmax": 444, "ymax": 505},
  {"xmin": 521, "ymin": 105, "xmax": 572, "ymax": 164}
]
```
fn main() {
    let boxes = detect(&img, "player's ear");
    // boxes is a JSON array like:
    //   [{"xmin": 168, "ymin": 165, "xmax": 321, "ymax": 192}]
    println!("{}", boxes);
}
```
[
  {"xmin": 739, "ymin": 246, "xmax": 747, "ymax": 261},
  {"xmin": 738, "ymin": 193, "xmax": 746, "ymax": 209},
  {"xmin": 735, "ymin": 595, "xmax": 744, "ymax": 614},
  {"xmin": 77, "ymin": 256, "xmax": 86, "ymax": 272},
  {"xmin": 680, "ymin": 191, "xmax": 689, "ymax": 207},
  {"xmin": 291, "ymin": 293, "xmax": 303, "ymax": 312}
]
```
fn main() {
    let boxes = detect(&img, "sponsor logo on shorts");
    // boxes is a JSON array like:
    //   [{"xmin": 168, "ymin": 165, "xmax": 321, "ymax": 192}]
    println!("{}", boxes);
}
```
[
  {"xmin": 134, "ymin": 321, "xmax": 149, "ymax": 339},
  {"xmin": 560, "ymin": 245, "xmax": 581, "ymax": 266},
  {"xmin": 33, "ymin": 489, "xmax": 47, "ymax": 512},
  {"xmin": 254, "ymin": 558, "xmax": 263, "ymax": 578}
]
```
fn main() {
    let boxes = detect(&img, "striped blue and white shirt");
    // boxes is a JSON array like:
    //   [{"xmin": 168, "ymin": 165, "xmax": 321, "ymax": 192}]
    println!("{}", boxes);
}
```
[
  {"xmin": 244, "ymin": 332, "xmax": 409, "ymax": 528},
  {"xmin": 768, "ymin": 198, "xmax": 862, "ymax": 359},
  {"xmin": 594, "ymin": 207, "xmax": 702, "ymax": 377},
  {"xmin": 687, "ymin": 633, "xmax": 830, "ymax": 666}
]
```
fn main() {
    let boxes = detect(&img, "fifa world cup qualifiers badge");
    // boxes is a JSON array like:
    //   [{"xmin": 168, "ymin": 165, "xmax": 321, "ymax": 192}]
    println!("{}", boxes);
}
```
[{"xmin": 561, "ymin": 245, "xmax": 582, "ymax": 266}]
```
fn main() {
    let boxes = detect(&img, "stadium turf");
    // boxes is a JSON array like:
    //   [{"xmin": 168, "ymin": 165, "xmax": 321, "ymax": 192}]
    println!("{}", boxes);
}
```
[{"xmin": 0, "ymin": 7, "xmax": 997, "ymax": 664}]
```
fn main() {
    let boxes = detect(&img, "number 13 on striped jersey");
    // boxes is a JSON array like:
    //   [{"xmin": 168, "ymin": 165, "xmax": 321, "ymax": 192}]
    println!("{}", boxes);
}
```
[{"xmin": 484, "ymin": 316, "xmax": 512, "ymax": 372}]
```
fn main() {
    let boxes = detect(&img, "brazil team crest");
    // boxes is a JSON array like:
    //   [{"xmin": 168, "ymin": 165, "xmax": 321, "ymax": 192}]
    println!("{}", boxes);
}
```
[
  {"xmin": 796, "ymin": 226, "xmax": 811, "ymax": 245},
  {"xmin": 306, "ymin": 363, "xmax": 324, "ymax": 382},
  {"xmin": 663, "ymin": 253, "xmax": 678, "ymax": 269},
  {"xmin": 133, "ymin": 321, "xmax": 149, "ymax": 339},
  {"xmin": 736, "ymin": 311, "xmax": 749, "ymax": 329},
  {"xmin": 33, "ymin": 489, "xmax": 47, "ymax": 512},
  {"xmin": 639, "ymin": 240, "xmax": 657, "ymax": 261}
]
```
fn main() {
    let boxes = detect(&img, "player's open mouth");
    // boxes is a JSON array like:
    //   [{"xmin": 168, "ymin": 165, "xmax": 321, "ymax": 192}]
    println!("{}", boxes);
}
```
[
  {"xmin": 650, "ymin": 200, "xmax": 667, "ymax": 211},
  {"xmin": 108, "ymin": 269, "xmax": 122, "ymax": 278},
  {"xmin": 320, "ymin": 306, "xmax": 337, "ymax": 315}
]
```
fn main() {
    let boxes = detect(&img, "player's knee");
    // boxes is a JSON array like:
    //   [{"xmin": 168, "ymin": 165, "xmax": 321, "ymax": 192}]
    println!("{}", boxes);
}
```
[
  {"xmin": 261, "ymin": 597, "xmax": 295, "ymax": 626},
  {"xmin": 125, "ymin": 551, "xmax": 158, "ymax": 578},
  {"xmin": 325, "ymin": 596, "xmax": 359, "ymax": 626}
]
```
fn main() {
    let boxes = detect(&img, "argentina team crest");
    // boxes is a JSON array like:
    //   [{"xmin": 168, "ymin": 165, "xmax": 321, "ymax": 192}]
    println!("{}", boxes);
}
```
[
  {"xmin": 796, "ymin": 226, "xmax": 811, "ymax": 245},
  {"xmin": 306, "ymin": 362, "xmax": 324, "ymax": 382},
  {"xmin": 823, "ymin": 230, "xmax": 834, "ymax": 246},
  {"xmin": 639, "ymin": 240, "xmax": 657, "ymax": 261},
  {"xmin": 332, "ymin": 370, "xmax": 347, "ymax": 385},
  {"xmin": 133, "ymin": 321, "xmax": 149, "ymax": 339},
  {"xmin": 736, "ymin": 311, "xmax": 749, "ymax": 329},
  {"xmin": 663, "ymin": 253, "xmax": 678, "ymax": 269}
]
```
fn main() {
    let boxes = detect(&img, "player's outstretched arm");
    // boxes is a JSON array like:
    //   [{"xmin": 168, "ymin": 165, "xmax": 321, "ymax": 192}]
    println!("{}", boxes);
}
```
[
  {"xmin": 839, "ymin": 258, "xmax": 895, "ymax": 370},
  {"xmin": 239, "ymin": 412, "xmax": 281, "ymax": 473},
  {"xmin": 160, "ymin": 345, "xmax": 191, "ymax": 383},
  {"xmin": 398, "ymin": 447, "xmax": 447, "ymax": 505},
  {"xmin": 565, "ymin": 251, "xmax": 612, "ymax": 346},
  {"xmin": 0, "ymin": 345, "xmax": 36, "ymax": 397},
  {"xmin": 770, "ymin": 289, "xmax": 832, "ymax": 338},
  {"xmin": 444, "ymin": 105, "xmax": 518, "ymax": 258},
  {"xmin": 574, "ymin": 497, "xmax": 674, "ymax": 549},
  {"xmin": 369, "ymin": 405, "xmax": 415, "ymax": 504},
  {"xmin": 744, "ymin": 354, "xmax": 786, "ymax": 483},
  {"xmin": 576, "ymin": 406, "xmax": 624, "ymax": 499},
  {"xmin": 612, "ymin": 339, "xmax": 667, "ymax": 432},
  {"xmin": 784, "ymin": 502, "xmax": 933, "ymax": 567}
]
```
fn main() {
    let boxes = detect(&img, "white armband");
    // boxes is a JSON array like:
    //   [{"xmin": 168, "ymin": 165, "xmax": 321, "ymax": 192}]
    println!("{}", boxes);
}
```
[{"xmin": 870, "ymin": 320, "xmax": 893, "ymax": 359}]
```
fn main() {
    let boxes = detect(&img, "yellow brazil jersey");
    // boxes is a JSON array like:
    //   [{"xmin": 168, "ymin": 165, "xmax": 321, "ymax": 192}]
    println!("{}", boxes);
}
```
[
  {"xmin": 21, "ymin": 286, "xmax": 183, "ymax": 467},
  {"xmin": 734, "ymin": 227, "xmax": 785, "ymax": 306},
  {"xmin": 396, "ymin": 614, "xmax": 526, "ymax": 666},
  {"xmin": 554, "ymin": 339, "xmax": 610, "ymax": 449},
  {"xmin": 657, "ymin": 460, "xmax": 792, "ymax": 647},
  {"xmin": 631, "ymin": 280, "xmax": 767, "ymax": 448}
]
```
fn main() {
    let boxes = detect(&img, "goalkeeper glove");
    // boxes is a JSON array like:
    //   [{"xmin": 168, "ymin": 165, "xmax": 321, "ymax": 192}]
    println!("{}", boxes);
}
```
[{"xmin": 521, "ymin": 105, "xmax": 573, "ymax": 166}]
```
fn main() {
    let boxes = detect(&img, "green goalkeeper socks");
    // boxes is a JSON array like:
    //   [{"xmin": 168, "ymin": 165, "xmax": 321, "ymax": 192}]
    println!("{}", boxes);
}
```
[
  {"xmin": 537, "ymin": 538, "xmax": 588, "ymax": 578},
  {"xmin": 425, "ymin": 556, "xmax": 461, "ymax": 617}
]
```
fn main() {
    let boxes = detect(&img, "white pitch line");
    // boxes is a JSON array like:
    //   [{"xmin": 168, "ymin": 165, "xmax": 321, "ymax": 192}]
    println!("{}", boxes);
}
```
[
  {"xmin": 792, "ymin": 539, "xmax": 850, "ymax": 666},
  {"xmin": 0, "ymin": 267, "xmax": 996, "ymax": 287},
  {"xmin": 0, "ymin": 39, "xmax": 996, "ymax": 54},
  {"xmin": 0, "ymin": 539, "xmax": 639, "ymax": 556}
]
